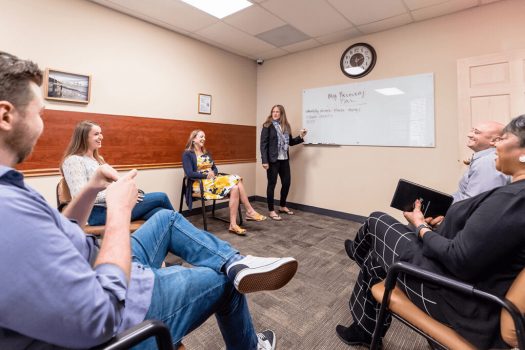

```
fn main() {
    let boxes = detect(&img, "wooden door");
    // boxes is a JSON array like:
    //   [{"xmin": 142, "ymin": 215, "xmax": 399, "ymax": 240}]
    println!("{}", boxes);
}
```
[{"xmin": 457, "ymin": 49, "xmax": 525, "ymax": 163}]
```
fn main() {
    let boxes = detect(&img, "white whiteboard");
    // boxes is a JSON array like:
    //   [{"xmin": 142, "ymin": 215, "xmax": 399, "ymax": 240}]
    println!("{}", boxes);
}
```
[{"xmin": 302, "ymin": 73, "xmax": 435, "ymax": 147}]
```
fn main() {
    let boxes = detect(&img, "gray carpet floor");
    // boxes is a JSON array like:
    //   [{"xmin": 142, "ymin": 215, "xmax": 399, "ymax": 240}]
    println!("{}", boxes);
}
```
[{"xmin": 173, "ymin": 202, "xmax": 430, "ymax": 350}]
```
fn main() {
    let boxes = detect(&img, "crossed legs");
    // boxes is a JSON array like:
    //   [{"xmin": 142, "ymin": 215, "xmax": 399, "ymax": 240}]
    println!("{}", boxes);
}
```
[
  {"xmin": 130, "ymin": 210, "xmax": 257, "ymax": 350},
  {"xmin": 338, "ymin": 212, "xmax": 442, "ymax": 346},
  {"xmin": 228, "ymin": 180, "xmax": 265, "ymax": 232}
]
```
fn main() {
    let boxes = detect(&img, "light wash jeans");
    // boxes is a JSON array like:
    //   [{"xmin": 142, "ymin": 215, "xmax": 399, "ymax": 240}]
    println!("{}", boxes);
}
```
[
  {"xmin": 130, "ymin": 209, "xmax": 258, "ymax": 350},
  {"xmin": 88, "ymin": 192, "xmax": 174, "ymax": 226}
]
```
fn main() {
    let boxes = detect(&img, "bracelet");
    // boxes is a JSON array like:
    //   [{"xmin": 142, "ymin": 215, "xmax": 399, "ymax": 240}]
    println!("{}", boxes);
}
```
[{"xmin": 416, "ymin": 223, "xmax": 432, "ymax": 238}]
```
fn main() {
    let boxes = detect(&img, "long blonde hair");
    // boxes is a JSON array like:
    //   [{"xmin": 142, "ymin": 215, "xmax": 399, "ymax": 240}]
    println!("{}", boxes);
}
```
[
  {"xmin": 184, "ymin": 129, "xmax": 207, "ymax": 153},
  {"xmin": 61, "ymin": 120, "xmax": 105, "ymax": 168},
  {"xmin": 263, "ymin": 104, "xmax": 291, "ymax": 134}
]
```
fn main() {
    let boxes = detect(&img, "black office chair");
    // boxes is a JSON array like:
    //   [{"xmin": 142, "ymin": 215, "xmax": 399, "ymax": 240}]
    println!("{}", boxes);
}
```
[
  {"xmin": 95, "ymin": 320, "xmax": 181, "ymax": 350},
  {"xmin": 370, "ymin": 261, "xmax": 525, "ymax": 350},
  {"xmin": 179, "ymin": 175, "xmax": 242, "ymax": 231}
]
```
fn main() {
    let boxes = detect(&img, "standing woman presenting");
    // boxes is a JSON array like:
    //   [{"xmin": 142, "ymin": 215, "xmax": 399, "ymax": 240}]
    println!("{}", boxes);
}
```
[{"xmin": 260, "ymin": 105, "xmax": 307, "ymax": 221}]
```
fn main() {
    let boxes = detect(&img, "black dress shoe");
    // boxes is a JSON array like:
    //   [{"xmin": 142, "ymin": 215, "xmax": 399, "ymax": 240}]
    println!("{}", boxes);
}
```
[
  {"xmin": 336, "ymin": 324, "xmax": 382, "ymax": 349},
  {"xmin": 344, "ymin": 239, "xmax": 355, "ymax": 261}
]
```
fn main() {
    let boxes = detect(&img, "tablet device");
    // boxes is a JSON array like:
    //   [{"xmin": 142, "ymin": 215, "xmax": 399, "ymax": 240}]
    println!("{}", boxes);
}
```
[{"xmin": 390, "ymin": 179, "xmax": 453, "ymax": 217}]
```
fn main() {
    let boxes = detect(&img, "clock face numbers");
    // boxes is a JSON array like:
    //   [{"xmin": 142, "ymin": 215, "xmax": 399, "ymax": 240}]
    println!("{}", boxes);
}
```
[{"xmin": 340, "ymin": 43, "xmax": 376, "ymax": 78}]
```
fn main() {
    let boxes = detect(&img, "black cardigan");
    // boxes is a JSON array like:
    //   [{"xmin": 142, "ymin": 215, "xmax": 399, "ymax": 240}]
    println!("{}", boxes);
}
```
[
  {"xmin": 260, "ymin": 124, "xmax": 304, "ymax": 164},
  {"xmin": 401, "ymin": 179, "xmax": 525, "ymax": 348}
]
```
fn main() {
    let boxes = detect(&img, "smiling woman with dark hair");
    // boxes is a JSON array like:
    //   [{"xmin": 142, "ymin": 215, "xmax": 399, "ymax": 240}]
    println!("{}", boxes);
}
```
[{"xmin": 337, "ymin": 115, "xmax": 525, "ymax": 349}]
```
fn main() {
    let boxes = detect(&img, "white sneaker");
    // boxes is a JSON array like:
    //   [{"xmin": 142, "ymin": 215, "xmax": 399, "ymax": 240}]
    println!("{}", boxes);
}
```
[
  {"xmin": 226, "ymin": 255, "xmax": 298, "ymax": 293},
  {"xmin": 257, "ymin": 329, "xmax": 276, "ymax": 350}
]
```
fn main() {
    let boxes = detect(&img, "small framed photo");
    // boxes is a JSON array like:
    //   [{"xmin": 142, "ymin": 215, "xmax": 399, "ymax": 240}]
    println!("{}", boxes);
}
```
[
  {"xmin": 44, "ymin": 68, "xmax": 91, "ymax": 104},
  {"xmin": 198, "ymin": 93, "xmax": 212, "ymax": 115}
]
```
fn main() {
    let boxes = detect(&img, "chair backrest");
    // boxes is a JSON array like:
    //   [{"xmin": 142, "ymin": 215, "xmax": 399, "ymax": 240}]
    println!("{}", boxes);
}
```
[
  {"xmin": 501, "ymin": 268, "xmax": 525, "ymax": 348},
  {"xmin": 56, "ymin": 178, "xmax": 72, "ymax": 212}
]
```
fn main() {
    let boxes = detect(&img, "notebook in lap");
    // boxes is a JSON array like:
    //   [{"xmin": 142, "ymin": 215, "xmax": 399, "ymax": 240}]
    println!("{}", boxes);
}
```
[{"xmin": 390, "ymin": 179, "xmax": 453, "ymax": 217}]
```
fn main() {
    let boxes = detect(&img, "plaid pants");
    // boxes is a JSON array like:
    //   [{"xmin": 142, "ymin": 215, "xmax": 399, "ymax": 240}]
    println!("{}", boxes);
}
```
[{"xmin": 349, "ymin": 212, "xmax": 444, "ymax": 337}]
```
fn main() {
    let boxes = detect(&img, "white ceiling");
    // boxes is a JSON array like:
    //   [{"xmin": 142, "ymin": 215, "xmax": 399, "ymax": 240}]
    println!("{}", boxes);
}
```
[{"xmin": 88, "ymin": 0, "xmax": 503, "ymax": 61}]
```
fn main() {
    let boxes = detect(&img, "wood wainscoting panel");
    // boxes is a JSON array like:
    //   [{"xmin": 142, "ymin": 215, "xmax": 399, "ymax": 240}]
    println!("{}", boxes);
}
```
[{"xmin": 18, "ymin": 110, "xmax": 256, "ymax": 176}]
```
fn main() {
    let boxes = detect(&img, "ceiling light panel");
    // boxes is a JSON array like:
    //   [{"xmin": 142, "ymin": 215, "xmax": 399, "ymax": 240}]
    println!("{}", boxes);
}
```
[{"xmin": 181, "ymin": 0, "xmax": 252, "ymax": 19}]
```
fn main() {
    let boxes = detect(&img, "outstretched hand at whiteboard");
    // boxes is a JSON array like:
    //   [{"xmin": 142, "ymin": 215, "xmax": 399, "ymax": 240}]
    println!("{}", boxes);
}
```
[{"xmin": 300, "ymin": 128, "xmax": 308, "ymax": 138}]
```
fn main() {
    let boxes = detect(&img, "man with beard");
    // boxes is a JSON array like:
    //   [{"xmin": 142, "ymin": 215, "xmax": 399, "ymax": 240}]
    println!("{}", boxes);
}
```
[{"xmin": 0, "ymin": 51, "xmax": 297, "ymax": 350}]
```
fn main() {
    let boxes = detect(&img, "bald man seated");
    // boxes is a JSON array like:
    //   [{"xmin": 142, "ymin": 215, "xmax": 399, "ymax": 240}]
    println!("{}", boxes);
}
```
[{"xmin": 453, "ymin": 120, "xmax": 510, "ymax": 203}]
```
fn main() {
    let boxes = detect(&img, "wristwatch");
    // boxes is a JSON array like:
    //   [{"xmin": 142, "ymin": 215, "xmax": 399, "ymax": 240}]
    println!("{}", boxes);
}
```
[{"xmin": 416, "ymin": 223, "xmax": 432, "ymax": 238}]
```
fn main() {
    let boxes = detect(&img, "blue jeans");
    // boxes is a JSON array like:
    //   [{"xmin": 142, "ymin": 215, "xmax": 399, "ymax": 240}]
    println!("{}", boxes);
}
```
[
  {"xmin": 88, "ymin": 192, "xmax": 174, "ymax": 226},
  {"xmin": 130, "ymin": 210, "xmax": 258, "ymax": 350}
]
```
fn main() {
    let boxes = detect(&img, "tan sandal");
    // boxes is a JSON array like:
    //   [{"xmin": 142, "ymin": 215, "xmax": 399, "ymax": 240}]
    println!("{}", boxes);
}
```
[
  {"xmin": 246, "ymin": 212, "xmax": 267, "ymax": 221},
  {"xmin": 229, "ymin": 225, "xmax": 247, "ymax": 235},
  {"xmin": 269, "ymin": 213, "xmax": 282, "ymax": 221},
  {"xmin": 279, "ymin": 209, "xmax": 294, "ymax": 215}
]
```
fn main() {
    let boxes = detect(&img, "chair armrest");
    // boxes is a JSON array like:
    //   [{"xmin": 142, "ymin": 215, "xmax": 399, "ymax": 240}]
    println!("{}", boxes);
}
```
[
  {"xmin": 381, "ymin": 262, "xmax": 525, "ymax": 349},
  {"xmin": 95, "ymin": 320, "xmax": 173, "ymax": 350}
]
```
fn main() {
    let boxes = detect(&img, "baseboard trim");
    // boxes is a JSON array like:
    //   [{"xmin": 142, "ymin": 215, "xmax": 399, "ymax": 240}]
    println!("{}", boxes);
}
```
[
  {"xmin": 181, "ymin": 196, "xmax": 366, "ymax": 223},
  {"xmin": 252, "ymin": 196, "xmax": 366, "ymax": 223}
]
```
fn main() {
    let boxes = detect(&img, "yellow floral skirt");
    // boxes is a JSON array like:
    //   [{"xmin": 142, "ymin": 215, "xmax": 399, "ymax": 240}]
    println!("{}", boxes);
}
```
[{"xmin": 192, "ymin": 174, "xmax": 241, "ymax": 199}]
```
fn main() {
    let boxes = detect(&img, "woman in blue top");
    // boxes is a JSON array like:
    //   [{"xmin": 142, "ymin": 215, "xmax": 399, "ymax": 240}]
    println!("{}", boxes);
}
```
[
  {"xmin": 260, "ymin": 105, "xmax": 307, "ymax": 221},
  {"xmin": 182, "ymin": 129, "xmax": 266, "ymax": 235}
]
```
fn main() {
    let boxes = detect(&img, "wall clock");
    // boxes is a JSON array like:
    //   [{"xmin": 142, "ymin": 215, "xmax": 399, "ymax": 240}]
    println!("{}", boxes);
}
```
[{"xmin": 340, "ymin": 43, "xmax": 376, "ymax": 79}]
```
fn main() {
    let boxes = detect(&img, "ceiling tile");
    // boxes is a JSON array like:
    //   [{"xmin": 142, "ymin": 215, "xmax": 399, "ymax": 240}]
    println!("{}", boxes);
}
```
[
  {"xmin": 411, "ymin": 0, "xmax": 479, "ymax": 21},
  {"xmin": 403, "ymin": 0, "xmax": 450, "ymax": 11},
  {"xmin": 197, "ymin": 22, "xmax": 276, "ymax": 57},
  {"xmin": 261, "ymin": 0, "xmax": 351, "ymax": 37},
  {"xmin": 224, "ymin": 5, "xmax": 285, "ymax": 35},
  {"xmin": 357, "ymin": 13, "xmax": 413, "ymax": 34},
  {"xmin": 91, "ymin": 0, "xmax": 218, "ymax": 32},
  {"xmin": 256, "ymin": 25, "xmax": 311, "ymax": 47},
  {"xmin": 315, "ymin": 27, "xmax": 361, "ymax": 44},
  {"xmin": 255, "ymin": 47, "xmax": 290, "ymax": 60},
  {"xmin": 328, "ymin": 0, "xmax": 408, "ymax": 26},
  {"xmin": 88, "ymin": 0, "xmax": 503, "ymax": 60},
  {"xmin": 281, "ymin": 39, "xmax": 321, "ymax": 53}
]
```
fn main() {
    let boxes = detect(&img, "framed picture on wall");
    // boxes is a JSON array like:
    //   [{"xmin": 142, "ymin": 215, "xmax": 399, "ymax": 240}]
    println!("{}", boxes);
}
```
[
  {"xmin": 198, "ymin": 93, "xmax": 212, "ymax": 114},
  {"xmin": 44, "ymin": 68, "xmax": 91, "ymax": 104}
]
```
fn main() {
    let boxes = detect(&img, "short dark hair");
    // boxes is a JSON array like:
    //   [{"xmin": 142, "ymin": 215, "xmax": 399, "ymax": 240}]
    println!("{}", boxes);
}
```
[
  {"xmin": 503, "ymin": 115, "xmax": 525, "ymax": 147},
  {"xmin": 0, "ymin": 51, "xmax": 43, "ymax": 110}
]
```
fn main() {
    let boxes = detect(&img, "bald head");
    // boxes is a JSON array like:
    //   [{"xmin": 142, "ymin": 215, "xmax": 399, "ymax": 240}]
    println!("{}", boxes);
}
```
[{"xmin": 467, "ymin": 120, "xmax": 505, "ymax": 152}]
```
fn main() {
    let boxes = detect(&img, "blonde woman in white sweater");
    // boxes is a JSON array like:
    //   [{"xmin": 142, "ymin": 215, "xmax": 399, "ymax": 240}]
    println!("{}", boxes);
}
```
[{"xmin": 61, "ymin": 120, "xmax": 174, "ymax": 226}]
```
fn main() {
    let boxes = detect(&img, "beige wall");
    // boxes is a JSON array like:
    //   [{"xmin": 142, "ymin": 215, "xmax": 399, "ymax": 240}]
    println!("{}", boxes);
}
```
[
  {"xmin": 256, "ymin": 0, "xmax": 525, "ymax": 219},
  {"xmin": 4, "ymin": 0, "xmax": 525, "ymax": 218},
  {"xmin": 1, "ymin": 0, "xmax": 257, "ymax": 205}
]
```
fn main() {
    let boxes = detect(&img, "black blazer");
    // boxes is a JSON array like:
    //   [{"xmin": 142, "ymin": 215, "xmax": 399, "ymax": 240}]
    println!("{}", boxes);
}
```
[{"xmin": 260, "ymin": 124, "xmax": 304, "ymax": 164}]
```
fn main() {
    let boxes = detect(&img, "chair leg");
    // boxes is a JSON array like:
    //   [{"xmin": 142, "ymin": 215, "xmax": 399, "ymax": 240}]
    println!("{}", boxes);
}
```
[
  {"xmin": 238, "ymin": 203, "xmax": 243, "ymax": 225},
  {"xmin": 212, "ymin": 200, "xmax": 217, "ymax": 218},
  {"xmin": 179, "ymin": 179, "xmax": 186, "ymax": 213},
  {"xmin": 370, "ymin": 310, "xmax": 386, "ymax": 350},
  {"xmin": 201, "ymin": 195, "xmax": 207, "ymax": 231}
]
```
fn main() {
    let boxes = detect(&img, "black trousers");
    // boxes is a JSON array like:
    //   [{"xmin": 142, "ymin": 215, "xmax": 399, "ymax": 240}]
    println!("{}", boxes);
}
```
[
  {"xmin": 266, "ymin": 159, "xmax": 291, "ymax": 211},
  {"xmin": 348, "ymin": 212, "xmax": 445, "ymax": 338}
]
